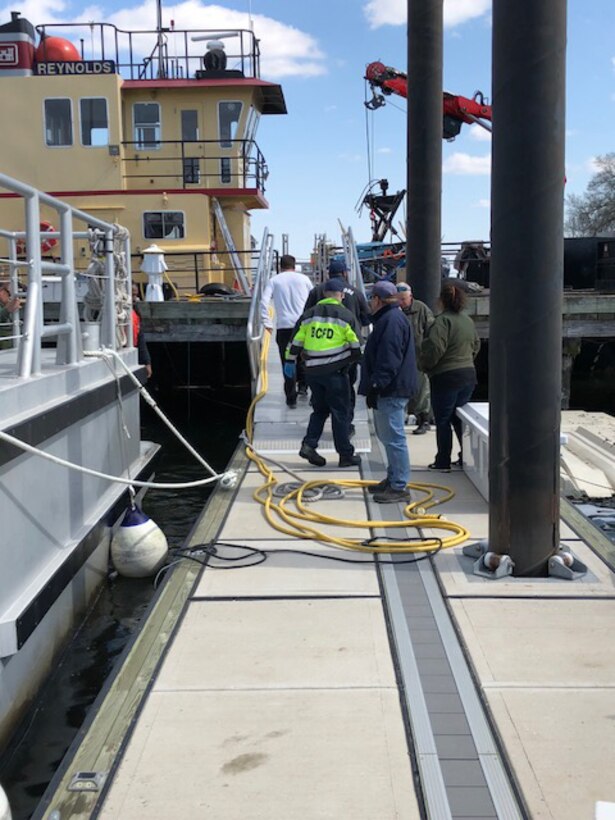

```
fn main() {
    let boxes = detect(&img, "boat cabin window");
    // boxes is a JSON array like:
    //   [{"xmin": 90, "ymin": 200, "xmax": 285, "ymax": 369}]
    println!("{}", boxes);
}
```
[
  {"xmin": 181, "ymin": 110, "xmax": 199, "ymax": 141},
  {"xmin": 44, "ymin": 98, "xmax": 73, "ymax": 147},
  {"xmin": 80, "ymin": 98, "xmax": 109, "ymax": 146},
  {"xmin": 133, "ymin": 102, "xmax": 161, "ymax": 150},
  {"xmin": 143, "ymin": 211, "xmax": 185, "ymax": 240},
  {"xmin": 218, "ymin": 101, "xmax": 243, "ymax": 147},
  {"xmin": 244, "ymin": 106, "xmax": 260, "ymax": 145}
]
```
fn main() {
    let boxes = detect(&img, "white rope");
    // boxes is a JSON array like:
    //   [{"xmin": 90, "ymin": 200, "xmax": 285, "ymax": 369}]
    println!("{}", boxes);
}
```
[
  {"xmin": 0, "ymin": 426, "xmax": 227, "ymax": 488},
  {"xmin": 0, "ymin": 349, "xmax": 235, "ymax": 490},
  {"xmin": 113, "ymin": 225, "xmax": 131, "ymax": 348},
  {"xmin": 91, "ymin": 347, "xmax": 220, "ymax": 477}
]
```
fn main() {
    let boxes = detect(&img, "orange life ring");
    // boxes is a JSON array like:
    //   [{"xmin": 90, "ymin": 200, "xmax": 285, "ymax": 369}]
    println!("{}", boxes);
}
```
[{"xmin": 16, "ymin": 221, "xmax": 58, "ymax": 256}]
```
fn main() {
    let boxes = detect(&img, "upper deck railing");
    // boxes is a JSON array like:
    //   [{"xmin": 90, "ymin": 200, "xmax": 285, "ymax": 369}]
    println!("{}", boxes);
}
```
[
  {"xmin": 35, "ymin": 23, "xmax": 261, "ymax": 81},
  {"xmin": 121, "ymin": 138, "xmax": 268, "ymax": 193}
]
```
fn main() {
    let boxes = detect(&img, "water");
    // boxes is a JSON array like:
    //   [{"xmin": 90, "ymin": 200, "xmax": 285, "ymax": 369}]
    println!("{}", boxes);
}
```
[{"xmin": 0, "ymin": 386, "xmax": 249, "ymax": 819}]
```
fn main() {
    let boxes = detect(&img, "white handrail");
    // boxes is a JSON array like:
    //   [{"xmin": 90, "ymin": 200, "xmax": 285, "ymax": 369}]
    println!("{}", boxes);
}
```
[
  {"xmin": 0, "ymin": 173, "xmax": 129, "ymax": 378},
  {"xmin": 246, "ymin": 227, "xmax": 275, "ymax": 393}
]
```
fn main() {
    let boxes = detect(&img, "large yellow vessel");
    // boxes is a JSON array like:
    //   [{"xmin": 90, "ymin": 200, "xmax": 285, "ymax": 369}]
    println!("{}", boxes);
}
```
[{"xmin": 0, "ymin": 12, "xmax": 286, "ymax": 294}]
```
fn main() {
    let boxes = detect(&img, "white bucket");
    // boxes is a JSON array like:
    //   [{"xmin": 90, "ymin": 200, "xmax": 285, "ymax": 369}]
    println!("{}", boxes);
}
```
[{"xmin": 81, "ymin": 321, "xmax": 101, "ymax": 351}]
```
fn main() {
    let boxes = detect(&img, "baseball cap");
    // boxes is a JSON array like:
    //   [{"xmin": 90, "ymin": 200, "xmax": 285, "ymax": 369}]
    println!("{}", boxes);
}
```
[
  {"xmin": 372, "ymin": 281, "xmax": 398, "ymax": 298},
  {"xmin": 396, "ymin": 282, "xmax": 412, "ymax": 293},
  {"xmin": 323, "ymin": 277, "xmax": 346, "ymax": 293},
  {"xmin": 327, "ymin": 258, "xmax": 347, "ymax": 275}
]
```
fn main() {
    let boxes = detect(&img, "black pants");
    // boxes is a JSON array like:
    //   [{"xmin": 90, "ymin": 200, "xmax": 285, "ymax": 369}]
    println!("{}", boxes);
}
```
[
  {"xmin": 276, "ymin": 328, "xmax": 306, "ymax": 404},
  {"xmin": 304, "ymin": 370, "xmax": 354, "ymax": 457}
]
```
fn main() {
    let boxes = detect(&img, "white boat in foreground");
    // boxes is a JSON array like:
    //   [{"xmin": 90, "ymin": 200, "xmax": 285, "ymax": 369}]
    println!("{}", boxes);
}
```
[{"xmin": 0, "ymin": 174, "xmax": 158, "ymax": 747}]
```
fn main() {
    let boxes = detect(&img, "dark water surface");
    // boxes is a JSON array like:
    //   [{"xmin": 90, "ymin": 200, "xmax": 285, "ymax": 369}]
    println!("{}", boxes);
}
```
[{"xmin": 0, "ymin": 387, "xmax": 249, "ymax": 819}]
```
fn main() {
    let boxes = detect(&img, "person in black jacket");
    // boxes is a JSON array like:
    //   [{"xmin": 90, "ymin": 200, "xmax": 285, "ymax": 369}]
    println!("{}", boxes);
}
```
[{"xmin": 359, "ymin": 280, "xmax": 418, "ymax": 503}]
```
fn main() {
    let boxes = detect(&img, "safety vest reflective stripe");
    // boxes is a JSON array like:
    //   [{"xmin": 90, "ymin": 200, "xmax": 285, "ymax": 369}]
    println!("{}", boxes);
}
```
[
  {"xmin": 307, "ymin": 342, "xmax": 358, "ymax": 357},
  {"xmin": 303, "ymin": 351, "xmax": 351, "ymax": 368}
]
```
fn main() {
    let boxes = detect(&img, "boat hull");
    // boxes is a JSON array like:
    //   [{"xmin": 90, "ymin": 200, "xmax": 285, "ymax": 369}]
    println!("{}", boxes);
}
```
[{"xmin": 0, "ymin": 349, "xmax": 158, "ymax": 747}]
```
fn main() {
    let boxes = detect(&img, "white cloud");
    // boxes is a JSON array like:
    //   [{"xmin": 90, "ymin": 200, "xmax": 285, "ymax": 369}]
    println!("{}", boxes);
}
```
[
  {"xmin": 338, "ymin": 152, "xmax": 363, "ymax": 163},
  {"xmin": 443, "ymin": 152, "xmax": 491, "ymax": 174},
  {"xmin": 0, "ymin": 0, "xmax": 67, "ymax": 22},
  {"xmin": 469, "ymin": 126, "xmax": 492, "ymax": 142},
  {"xmin": 376, "ymin": 147, "xmax": 392, "ymax": 154},
  {"xmin": 2, "ymin": 1, "xmax": 326, "ymax": 79},
  {"xmin": 476, "ymin": 198, "xmax": 490, "ymax": 208},
  {"xmin": 364, "ymin": 0, "xmax": 491, "ymax": 30},
  {"xmin": 585, "ymin": 156, "xmax": 601, "ymax": 173}
]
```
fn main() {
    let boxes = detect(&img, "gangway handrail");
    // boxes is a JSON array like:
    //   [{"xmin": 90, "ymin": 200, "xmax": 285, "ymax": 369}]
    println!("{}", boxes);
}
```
[
  {"xmin": 341, "ymin": 225, "xmax": 368, "ymax": 299},
  {"xmin": 246, "ymin": 227, "xmax": 275, "ymax": 395},
  {"xmin": 0, "ymin": 173, "xmax": 131, "ymax": 379}
]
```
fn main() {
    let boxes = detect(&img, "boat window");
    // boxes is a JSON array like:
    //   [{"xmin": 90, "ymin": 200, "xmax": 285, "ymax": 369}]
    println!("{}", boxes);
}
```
[
  {"xmin": 80, "ymin": 98, "xmax": 109, "ymax": 146},
  {"xmin": 134, "ymin": 102, "xmax": 161, "ymax": 150},
  {"xmin": 220, "ymin": 158, "xmax": 231, "ymax": 183},
  {"xmin": 44, "ymin": 98, "xmax": 72, "ymax": 147},
  {"xmin": 181, "ymin": 110, "xmax": 199, "ymax": 141},
  {"xmin": 143, "ymin": 211, "xmax": 185, "ymax": 240},
  {"xmin": 218, "ymin": 101, "xmax": 243, "ymax": 147},
  {"xmin": 244, "ymin": 106, "xmax": 260, "ymax": 145}
]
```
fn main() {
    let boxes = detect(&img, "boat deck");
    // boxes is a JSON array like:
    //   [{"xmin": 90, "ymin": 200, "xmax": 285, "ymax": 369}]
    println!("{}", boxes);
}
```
[{"xmin": 36, "ymin": 344, "xmax": 615, "ymax": 820}]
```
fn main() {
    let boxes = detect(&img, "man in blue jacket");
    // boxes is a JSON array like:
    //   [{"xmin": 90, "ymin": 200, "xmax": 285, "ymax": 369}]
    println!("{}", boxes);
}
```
[{"xmin": 359, "ymin": 280, "xmax": 418, "ymax": 503}]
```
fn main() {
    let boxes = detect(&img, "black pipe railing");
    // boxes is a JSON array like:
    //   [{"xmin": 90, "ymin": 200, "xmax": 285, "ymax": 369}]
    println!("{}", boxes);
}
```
[
  {"xmin": 121, "ymin": 139, "xmax": 268, "ymax": 193},
  {"xmin": 35, "ymin": 23, "xmax": 261, "ymax": 81}
]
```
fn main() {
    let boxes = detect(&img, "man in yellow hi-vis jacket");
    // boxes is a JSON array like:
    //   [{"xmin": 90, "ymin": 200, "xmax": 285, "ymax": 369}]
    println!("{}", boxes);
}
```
[{"xmin": 285, "ymin": 278, "xmax": 362, "ymax": 468}]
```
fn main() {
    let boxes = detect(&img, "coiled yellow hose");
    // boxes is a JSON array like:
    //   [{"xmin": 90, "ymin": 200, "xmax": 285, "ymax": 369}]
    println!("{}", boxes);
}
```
[{"xmin": 244, "ymin": 331, "xmax": 470, "ymax": 554}]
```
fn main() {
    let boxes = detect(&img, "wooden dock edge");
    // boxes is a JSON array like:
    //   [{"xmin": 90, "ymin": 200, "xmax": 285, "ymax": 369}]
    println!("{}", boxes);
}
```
[{"xmin": 35, "ymin": 443, "xmax": 250, "ymax": 820}]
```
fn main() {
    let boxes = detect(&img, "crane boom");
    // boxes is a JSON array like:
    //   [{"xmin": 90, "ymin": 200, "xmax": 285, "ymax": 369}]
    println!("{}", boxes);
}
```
[{"xmin": 365, "ymin": 61, "xmax": 492, "ymax": 139}]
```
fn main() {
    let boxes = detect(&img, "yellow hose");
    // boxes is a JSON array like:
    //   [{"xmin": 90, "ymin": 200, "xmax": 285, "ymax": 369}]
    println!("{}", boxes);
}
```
[{"xmin": 244, "ymin": 331, "xmax": 470, "ymax": 553}]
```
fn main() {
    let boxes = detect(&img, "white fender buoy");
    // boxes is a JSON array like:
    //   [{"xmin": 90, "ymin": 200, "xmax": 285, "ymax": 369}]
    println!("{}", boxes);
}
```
[
  {"xmin": 111, "ymin": 506, "xmax": 169, "ymax": 578},
  {"xmin": 0, "ymin": 782, "xmax": 11, "ymax": 820}
]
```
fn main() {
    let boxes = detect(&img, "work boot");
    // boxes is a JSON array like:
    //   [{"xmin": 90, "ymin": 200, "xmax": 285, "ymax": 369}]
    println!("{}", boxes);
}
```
[
  {"xmin": 367, "ymin": 478, "xmax": 389, "ymax": 495},
  {"xmin": 428, "ymin": 462, "xmax": 451, "ymax": 473},
  {"xmin": 413, "ymin": 413, "xmax": 430, "ymax": 435},
  {"xmin": 373, "ymin": 486, "xmax": 411, "ymax": 504},
  {"xmin": 338, "ymin": 453, "xmax": 361, "ymax": 468},
  {"xmin": 299, "ymin": 443, "xmax": 326, "ymax": 467}
]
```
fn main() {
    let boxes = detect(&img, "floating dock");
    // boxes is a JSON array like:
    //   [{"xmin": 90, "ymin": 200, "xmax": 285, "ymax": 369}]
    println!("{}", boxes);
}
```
[{"xmin": 35, "ymin": 343, "xmax": 615, "ymax": 820}]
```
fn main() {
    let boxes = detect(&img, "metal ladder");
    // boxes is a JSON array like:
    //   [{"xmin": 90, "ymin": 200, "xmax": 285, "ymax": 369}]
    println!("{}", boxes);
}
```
[{"xmin": 212, "ymin": 198, "xmax": 251, "ymax": 295}]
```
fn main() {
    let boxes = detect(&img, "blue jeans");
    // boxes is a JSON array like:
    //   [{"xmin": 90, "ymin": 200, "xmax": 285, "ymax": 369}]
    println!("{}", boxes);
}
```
[
  {"xmin": 304, "ymin": 371, "xmax": 353, "ymax": 457},
  {"xmin": 430, "ymin": 381, "xmax": 475, "ymax": 468},
  {"xmin": 373, "ymin": 397, "xmax": 411, "ymax": 490}
]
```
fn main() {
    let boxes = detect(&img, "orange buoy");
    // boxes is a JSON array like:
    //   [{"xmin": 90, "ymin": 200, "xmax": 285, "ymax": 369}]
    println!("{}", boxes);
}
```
[{"xmin": 35, "ymin": 36, "xmax": 80, "ymax": 63}]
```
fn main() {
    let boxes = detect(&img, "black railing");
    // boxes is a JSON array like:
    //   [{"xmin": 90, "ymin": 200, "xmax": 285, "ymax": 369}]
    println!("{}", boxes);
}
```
[
  {"xmin": 121, "ymin": 139, "xmax": 268, "ymax": 193},
  {"xmin": 35, "ymin": 23, "xmax": 261, "ymax": 81},
  {"xmin": 130, "ymin": 248, "xmax": 275, "ymax": 296}
]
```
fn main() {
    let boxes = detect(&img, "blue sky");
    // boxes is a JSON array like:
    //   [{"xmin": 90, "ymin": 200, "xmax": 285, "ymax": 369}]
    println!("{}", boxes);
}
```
[{"xmin": 6, "ymin": 0, "xmax": 614, "ymax": 259}]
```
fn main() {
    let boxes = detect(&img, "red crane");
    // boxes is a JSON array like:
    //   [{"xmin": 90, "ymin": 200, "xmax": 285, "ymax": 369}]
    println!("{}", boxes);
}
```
[{"xmin": 365, "ymin": 61, "xmax": 492, "ymax": 140}]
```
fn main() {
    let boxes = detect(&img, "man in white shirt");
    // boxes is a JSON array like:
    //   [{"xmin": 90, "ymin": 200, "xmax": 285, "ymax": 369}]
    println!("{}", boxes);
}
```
[{"xmin": 260, "ymin": 254, "xmax": 313, "ymax": 407}]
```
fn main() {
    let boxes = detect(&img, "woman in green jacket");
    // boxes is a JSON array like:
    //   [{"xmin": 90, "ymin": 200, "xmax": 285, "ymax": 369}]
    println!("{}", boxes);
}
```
[{"xmin": 419, "ymin": 282, "xmax": 481, "ymax": 471}]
